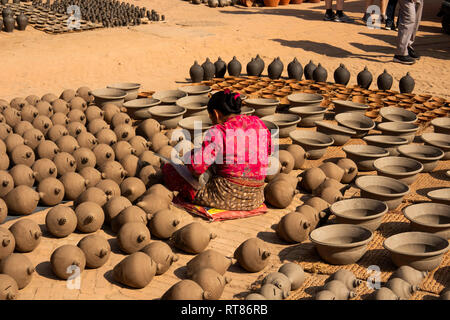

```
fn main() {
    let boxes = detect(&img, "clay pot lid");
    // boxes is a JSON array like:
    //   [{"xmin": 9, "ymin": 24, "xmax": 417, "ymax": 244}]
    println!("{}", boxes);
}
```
[
  {"xmin": 309, "ymin": 224, "xmax": 373, "ymax": 248},
  {"xmin": 315, "ymin": 121, "xmax": 356, "ymax": 135},
  {"xmin": 373, "ymin": 156, "xmax": 424, "ymax": 176},
  {"xmin": 426, "ymin": 188, "xmax": 450, "ymax": 204},
  {"xmin": 107, "ymin": 82, "xmax": 141, "ymax": 91},
  {"xmin": 178, "ymin": 115, "xmax": 213, "ymax": 131},
  {"xmin": 355, "ymin": 175, "xmax": 410, "ymax": 198},
  {"xmin": 421, "ymin": 132, "xmax": 450, "ymax": 150},
  {"xmin": 289, "ymin": 105, "xmax": 327, "ymax": 115},
  {"xmin": 261, "ymin": 113, "xmax": 301, "ymax": 127},
  {"xmin": 330, "ymin": 198, "xmax": 388, "ymax": 221},
  {"xmin": 90, "ymin": 88, "xmax": 127, "ymax": 100},
  {"xmin": 335, "ymin": 112, "xmax": 375, "ymax": 131},
  {"xmin": 123, "ymin": 98, "xmax": 161, "ymax": 109},
  {"xmin": 383, "ymin": 232, "xmax": 449, "ymax": 257},
  {"xmin": 289, "ymin": 130, "xmax": 334, "ymax": 147},
  {"xmin": 377, "ymin": 121, "xmax": 419, "ymax": 133},
  {"xmin": 343, "ymin": 144, "xmax": 390, "ymax": 158}
]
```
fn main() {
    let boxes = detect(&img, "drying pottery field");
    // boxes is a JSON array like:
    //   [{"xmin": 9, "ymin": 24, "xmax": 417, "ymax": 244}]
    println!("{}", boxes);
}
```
[{"xmin": 0, "ymin": 0, "xmax": 449, "ymax": 301}]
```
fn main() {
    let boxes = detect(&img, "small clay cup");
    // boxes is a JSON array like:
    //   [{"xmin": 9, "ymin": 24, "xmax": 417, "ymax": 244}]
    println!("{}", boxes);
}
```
[
  {"xmin": 176, "ymin": 95, "xmax": 209, "ymax": 117},
  {"xmin": 373, "ymin": 156, "xmax": 423, "ymax": 185},
  {"xmin": 403, "ymin": 203, "xmax": 450, "ymax": 239},
  {"xmin": 289, "ymin": 130, "xmax": 334, "ymax": 160},
  {"xmin": 315, "ymin": 121, "xmax": 356, "ymax": 146},
  {"xmin": 261, "ymin": 114, "xmax": 301, "ymax": 138},
  {"xmin": 335, "ymin": 112, "xmax": 375, "ymax": 138},
  {"xmin": 332, "ymin": 100, "xmax": 369, "ymax": 115},
  {"xmin": 363, "ymin": 135, "xmax": 409, "ymax": 156},
  {"xmin": 397, "ymin": 144, "xmax": 445, "ymax": 173},
  {"xmin": 427, "ymin": 188, "xmax": 450, "ymax": 206},
  {"xmin": 377, "ymin": 122, "xmax": 419, "ymax": 143},
  {"xmin": 431, "ymin": 117, "xmax": 450, "ymax": 135},
  {"xmin": 148, "ymin": 105, "xmax": 187, "ymax": 129},
  {"xmin": 330, "ymin": 198, "xmax": 388, "ymax": 231},
  {"xmin": 421, "ymin": 132, "xmax": 450, "ymax": 160},
  {"xmin": 379, "ymin": 107, "xmax": 418, "ymax": 123},
  {"xmin": 244, "ymin": 98, "xmax": 279, "ymax": 118},
  {"xmin": 287, "ymin": 93, "xmax": 323, "ymax": 107},
  {"xmin": 309, "ymin": 224, "xmax": 373, "ymax": 265},
  {"xmin": 288, "ymin": 106, "xmax": 327, "ymax": 127},
  {"xmin": 355, "ymin": 175, "xmax": 410, "ymax": 210},
  {"xmin": 383, "ymin": 232, "xmax": 449, "ymax": 271},
  {"xmin": 342, "ymin": 145, "xmax": 389, "ymax": 171}
]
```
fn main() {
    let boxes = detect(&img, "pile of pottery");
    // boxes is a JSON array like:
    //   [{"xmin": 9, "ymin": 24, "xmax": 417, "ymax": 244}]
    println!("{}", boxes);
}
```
[
  {"xmin": 239, "ymin": 0, "xmax": 316, "ymax": 7},
  {"xmin": 186, "ymin": 0, "xmax": 238, "ymax": 7},
  {"xmin": 0, "ymin": 2, "xmax": 29, "ymax": 32}
]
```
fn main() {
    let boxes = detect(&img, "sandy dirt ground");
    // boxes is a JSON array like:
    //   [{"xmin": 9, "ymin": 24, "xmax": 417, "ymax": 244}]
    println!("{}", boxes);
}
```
[{"xmin": 0, "ymin": 0, "xmax": 449, "ymax": 101}]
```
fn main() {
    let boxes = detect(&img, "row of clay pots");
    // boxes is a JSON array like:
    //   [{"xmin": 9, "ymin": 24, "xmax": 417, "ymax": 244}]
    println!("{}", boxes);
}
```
[
  {"xmin": 1, "ymin": 8, "xmax": 28, "ymax": 32},
  {"xmin": 241, "ymin": 0, "xmax": 319, "ymax": 7},
  {"xmin": 187, "ymin": 0, "xmax": 238, "ymax": 7}
]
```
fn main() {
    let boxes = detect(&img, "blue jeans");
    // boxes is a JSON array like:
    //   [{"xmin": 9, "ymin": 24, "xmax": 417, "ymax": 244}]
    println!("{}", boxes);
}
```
[{"xmin": 386, "ymin": 0, "xmax": 398, "ymax": 25}]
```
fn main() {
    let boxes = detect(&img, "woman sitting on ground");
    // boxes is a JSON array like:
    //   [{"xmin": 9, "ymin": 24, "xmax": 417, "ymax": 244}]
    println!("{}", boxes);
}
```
[{"xmin": 162, "ymin": 89, "xmax": 273, "ymax": 211}]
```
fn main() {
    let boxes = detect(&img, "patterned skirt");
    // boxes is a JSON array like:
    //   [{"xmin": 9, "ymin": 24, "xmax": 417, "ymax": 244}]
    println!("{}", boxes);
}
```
[{"xmin": 194, "ymin": 175, "xmax": 265, "ymax": 211}]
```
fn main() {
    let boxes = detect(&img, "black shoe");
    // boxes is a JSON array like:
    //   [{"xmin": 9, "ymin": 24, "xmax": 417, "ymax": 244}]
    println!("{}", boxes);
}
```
[
  {"xmin": 362, "ymin": 12, "xmax": 370, "ymax": 22},
  {"xmin": 335, "ymin": 13, "xmax": 354, "ymax": 23},
  {"xmin": 393, "ymin": 55, "xmax": 416, "ymax": 65},
  {"xmin": 408, "ymin": 47, "xmax": 420, "ymax": 60},
  {"xmin": 324, "ymin": 11, "xmax": 336, "ymax": 21},
  {"xmin": 385, "ymin": 21, "xmax": 396, "ymax": 30}
]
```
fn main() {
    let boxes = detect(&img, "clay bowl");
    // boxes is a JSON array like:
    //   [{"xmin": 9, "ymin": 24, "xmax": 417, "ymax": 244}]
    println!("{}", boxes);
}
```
[
  {"xmin": 148, "ymin": 105, "xmax": 187, "ymax": 129},
  {"xmin": 240, "ymin": 106, "xmax": 255, "ymax": 115},
  {"xmin": 431, "ymin": 117, "xmax": 450, "ymax": 135},
  {"xmin": 376, "ymin": 122, "xmax": 419, "ymax": 143},
  {"xmin": 383, "ymin": 232, "xmax": 449, "ymax": 271},
  {"xmin": 427, "ymin": 188, "xmax": 450, "ymax": 206},
  {"xmin": 175, "ymin": 95, "xmax": 209, "ymax": 117},
  {"xmin": 288, "ymin": 105, "xmax": 327, "ymax": 127},
  {"xmin": 90, "ymin": 88, "xmax": 127, "ymax": 107},
  {"xmin": 261, "ymin": 114, "xmax": 301, "ymax": 138},
  {"xmin": 397, "ymin": 144, "xmax": 445, "ymax": 173},
  {"xmin": 332, "ymin": 100, "xmax": 369, "ymax": 115},
  {"xmin": 289, "ymin": 130, "xmax": 334, "ymax": 160},
  {"xmin": 315, "ymin": 121, "xmax": 356, "ymax": 146},
  {"xmin": 244, "ymin": 98, "xmax": 279, "ymax": 118},
  {"xmin": 335, "ymin": 112, "xmax": 375, "ymax": 138},
  {"xmin": 355, "ymin": 175, "xmax": 410, "ymax": 210},
  {"xmin": 342, "ymin": 144, "xmax": 389, "ymax": 171},
  {"xmin": 106, "ymin": 82, "xmax": 141, "ymax": 101},
  {"xmin": 152, "ymin": 90, "xmax": 188, "ymax": 105},
  {"xmin": 363, "ymin": 135, "xmax": 409, "ymax": 156},
  {"xmin": 261, "ymin": 120, "xmax": 279, "ymax": 140},
  {"xmin": 287, "ymin": 93, "xmax": 323, "ymax": 107},
  {"xmin": 123, "ymin": 98, "xmax": 161, "ymax": 119},
  {"xmin": 178, "ymin": 115, "xmax": 213, "ymax": 142},
  {"xmin": 309, "ymin": 224, "xmax": 373, "ymax": 265},
  {"xmin": 178, "ymin": 85, "xmax": 212, "ymax": 96},
  {"xmin": 373, "ymin": 156, "xmax": 423, "ymax": 185},
  {"xmin": 379, "ymin": 106, "xmax": 418, "ymax": 123},
  {"xmin": 330, "ymin": 198, "xmax": 388, "ymax": 231},
  {"xmin": 403, "ymin": 203, "xmax": 450, "ymax": 239},
  {"xmin": 421, "ymin": 132, "xmax": 450, "ymax": 160}
]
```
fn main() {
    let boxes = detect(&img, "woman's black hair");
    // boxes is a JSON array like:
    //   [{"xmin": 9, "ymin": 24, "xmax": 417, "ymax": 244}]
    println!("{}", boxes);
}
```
[{"xmin": 207, "ymin": 90, "xmax": 242, "ymax": 116}]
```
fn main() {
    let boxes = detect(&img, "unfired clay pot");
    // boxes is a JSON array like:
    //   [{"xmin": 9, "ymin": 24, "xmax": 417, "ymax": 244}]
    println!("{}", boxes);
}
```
[
  {"xmin": 147, "ymin": 105, "xmax": 187, "ymax": 129},
  {"xmin": 427, "ymin": 188, "xmax": 450, "ymax": 206},
  {"xmin": 288, "ymin": 106, "xmax": 327, "ymax": 127},
  {"xmin": 107, "ymin": 83, "xmax": 141, "ymax": 102},
  {"xmin": 244, "ymin": 98, "xmax": 279, "ymax": 118},
  {"xmin": 123, "ymin": 98, "xmax": 161, "ymax": 120},
  {"xmin": 355, "ymin": 175, "xmax": 410, "ymax": 210},
  {"xmin": 363, "ymin": 135, "xmax": 409, "ymax": 156},
  {"xmin": 330, "ymin": 198, "xmax": 388, "ymax": 231},
  {"xmin": 332, "ymin": 100, "xmax": 369, "ymax": 115},
  {"xmin": 176, "ymin": 95, "xmax": 209, "ymax": 117},
  {"xmin": 342, "ymin": 144, "xmax": 389, "ymax": 171},
  {"xmin": 373, "ymin": 156, "xmax": 423, "ymax": 185},
  {"xmin": 289, "ymin": 130, "xmax": 334, "ymax": 160},
  {"xmin": 421, "ymin": 132, "xmax": 450, "ymax": 160},
  {"xmin": 315, "ymin": 121, "xmax": 356, "ymax": 146},
  {"xmin": 383, "ymin": 231, "xmax": 449, "ymax": 271},
  {"xmin": 379, "ymin": 107, "xmax": 417, "ymax": 123},
  {"xmin": 152, "ymin": 90, "xmax": 187, "ymax": 105},
  {"xmin": 397, "ymin": 144, "xmax": 445, "ymax": 173},
  {"xmin": 178, "ymin": 85, "xmax": 212, "ymax": 96},
  {"xmin": 309, "ymin": 224, "xmax": 373, "ymax": 265},
  {"xmin": 287, "ymin": 93, "xmax": 323, "ymax": 107},
  {"xmin": 403, "ymin": 203, "xmax": 450, "ymax": 239},
  {"xmin": 376, "ymin": 122, "xmax": 419, "ymax": 143},
  {"xmin": 431, "ymin": 117, "xmax": 450, "ymax": 135},
  {"xmin": 335, "ymin": 112, "xmax": 375, "ymax": 138},
  {"xmin": 261, "ymin": 114, "xmax": 301, "ymax": 138},
  {"xmin": 90, "ymin": 88, "xmax": 127, "ymax": 108}
]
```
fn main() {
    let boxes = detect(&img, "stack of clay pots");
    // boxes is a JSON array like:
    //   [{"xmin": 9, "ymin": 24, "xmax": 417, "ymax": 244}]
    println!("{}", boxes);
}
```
[{"xmin": 187, "ymin": 0, "xmax": 238, "ymax": 8}]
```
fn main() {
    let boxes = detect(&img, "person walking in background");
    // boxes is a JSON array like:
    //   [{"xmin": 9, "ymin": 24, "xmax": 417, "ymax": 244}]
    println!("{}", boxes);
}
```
[
  {"xmin": 363, "ymin": 0, "xmax": 388, "ymax": 22},
  {"xmin": 385, "ymin": 0, "xmax": 399, "ymax": 30},
  {"xmin": 394, "ymin": 0, "xmax": 423, "ymax": 65},
  {"xmin": 323, "ymin": 0, "xmax": 354, "ymax": 22}
]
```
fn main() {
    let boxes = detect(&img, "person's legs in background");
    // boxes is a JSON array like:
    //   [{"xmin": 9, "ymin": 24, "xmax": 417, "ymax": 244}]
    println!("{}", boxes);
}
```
[
  {"xmin": 363, "ymin": 0, "xmax": 374, "ymax": 21},
  {"xmin": 394, "ymin": 0, "xmax": 422, "ymax": 64},
  {"xmin": 324, "ymin": 0, "xmax": 353, "ymax": 22},
  {"xmin": 385, "ymin": 0, "xmax": 398, "ymax": 30},
  {"xmin": 324, "ymin": 0, "xmax": 337, "ymax": 21}
]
